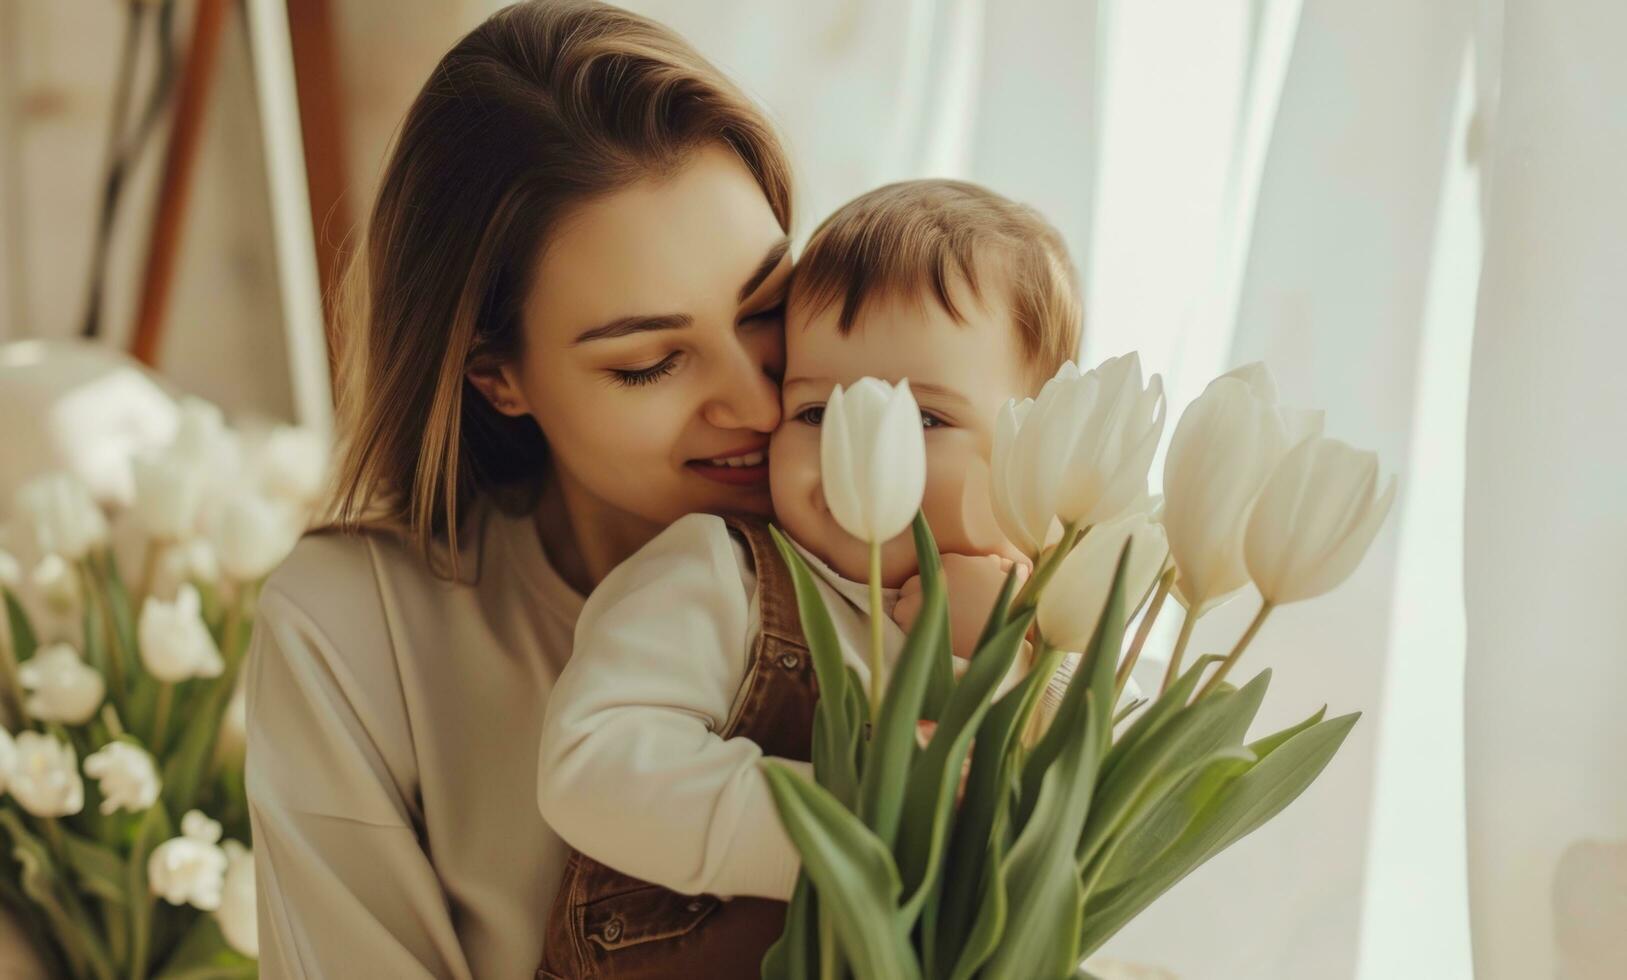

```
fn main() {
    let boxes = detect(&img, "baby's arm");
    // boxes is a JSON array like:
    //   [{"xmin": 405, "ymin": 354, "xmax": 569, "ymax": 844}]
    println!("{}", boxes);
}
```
[{"xmin": 536, "ymin": 514, "xmax": 807, "ymax": 901}]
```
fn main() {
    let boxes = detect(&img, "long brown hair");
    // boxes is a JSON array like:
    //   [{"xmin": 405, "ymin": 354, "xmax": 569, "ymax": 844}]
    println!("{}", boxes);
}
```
[{"xmin": 323, "ymin": 0, "xmax": 792, "ymax": 578}]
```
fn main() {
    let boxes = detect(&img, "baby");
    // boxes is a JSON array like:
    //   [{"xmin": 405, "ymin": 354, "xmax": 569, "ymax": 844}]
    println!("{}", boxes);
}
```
[{"xmin": 535, "ymin": 179, "xmax": 1083, "ymax": 979}]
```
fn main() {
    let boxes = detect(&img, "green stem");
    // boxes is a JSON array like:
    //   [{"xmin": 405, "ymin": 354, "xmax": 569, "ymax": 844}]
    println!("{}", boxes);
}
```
[
  {"xmin": 1118, "ymin": 567, "xmax": 1175, "ymax": 696},
  {"xmin": 0, "ymin": 600, "xmax": 31, "ymax": 728},
  {"xmin": 1010, "ymin": 521, "xmax": 1082, "ymax": 615},
  {"xmin": 1193, "ymin": 601, "xmax": 1274, "ymax": 702},
  {"xmin": 149, "ymin": 684, "xmax": 173, "ymax": 756},
  {"xmin": 868, "ymin": 540, "xmax": 883, "ymax": 728},
  {"xmin": 82, "ymin": 559, "xmax": 126, "ymax": 710},
  {"xmin": 818, "ymin": 911, "xmax": 838, "ymax": 980},
  {"xmin": 1158, "ymin": 608, "xmax": 1198, "ymax": 697},
  {"xmin": 133, "ymin": 539, "xmax": 163, "ymax": 612}
]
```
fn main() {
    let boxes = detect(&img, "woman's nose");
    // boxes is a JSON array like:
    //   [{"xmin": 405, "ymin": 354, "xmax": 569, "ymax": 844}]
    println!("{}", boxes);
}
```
[{"xmin": 703, "ymin": 350, "xmax": 782, "ymax": 432}]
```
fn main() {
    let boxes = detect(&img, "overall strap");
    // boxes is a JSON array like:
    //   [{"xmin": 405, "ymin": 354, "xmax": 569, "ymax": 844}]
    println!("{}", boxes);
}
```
[{"xmin": 720, "ymin": 516, "xmax": 807, "ymax": 648}]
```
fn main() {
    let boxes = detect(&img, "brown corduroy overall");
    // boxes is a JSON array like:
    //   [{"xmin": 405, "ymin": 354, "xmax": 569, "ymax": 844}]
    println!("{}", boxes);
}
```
[{"xmin": 537, "ymin": 516, "xmax": 816, "ymax": 979}]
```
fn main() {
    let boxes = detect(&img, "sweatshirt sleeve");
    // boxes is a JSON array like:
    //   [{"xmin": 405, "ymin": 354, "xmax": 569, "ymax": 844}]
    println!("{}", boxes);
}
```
[
  {"xmin": 246, "ymin": 539, "xmax": 475, "ymax": 980},
  {"xmin": 536, "ymin": 514, "xmax": 809, "ymax": 901}
]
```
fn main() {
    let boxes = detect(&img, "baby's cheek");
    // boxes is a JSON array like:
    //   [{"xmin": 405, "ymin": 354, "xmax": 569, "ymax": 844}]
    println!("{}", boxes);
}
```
[{"xmin": 920, "ymin": 439, "xmax": 1023, "ymax": 562}]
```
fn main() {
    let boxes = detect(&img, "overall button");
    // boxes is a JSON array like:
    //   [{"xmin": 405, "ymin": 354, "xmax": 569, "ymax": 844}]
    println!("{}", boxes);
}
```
[
  {"xmin": 778, "ymin": 652, "xmax": 800, "ymax": 669},
  {"xmin": 686, "ymin": 900, "xmax": 704, "ymax": 913},
  {"xmin": 602, "ymin": 918, "xmax": 623, "ymax": 943}
]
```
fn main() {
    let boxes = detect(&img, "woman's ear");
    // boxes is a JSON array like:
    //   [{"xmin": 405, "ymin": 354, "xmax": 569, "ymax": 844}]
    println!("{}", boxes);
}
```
[{"xmin": 466, "ymin": 364, "xmax": 533, "ymax": 417}]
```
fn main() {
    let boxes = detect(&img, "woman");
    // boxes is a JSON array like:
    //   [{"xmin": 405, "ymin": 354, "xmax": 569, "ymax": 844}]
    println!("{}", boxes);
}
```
[{"xmin": 244, "ymin": 2, "xmax": 793, "ymax": 976}]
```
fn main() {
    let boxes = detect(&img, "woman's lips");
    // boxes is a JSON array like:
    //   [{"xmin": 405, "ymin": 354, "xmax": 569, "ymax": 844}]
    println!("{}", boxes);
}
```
[{"xmin": 687, "ymin": 445, "xmax": 770, "ymax": 487}]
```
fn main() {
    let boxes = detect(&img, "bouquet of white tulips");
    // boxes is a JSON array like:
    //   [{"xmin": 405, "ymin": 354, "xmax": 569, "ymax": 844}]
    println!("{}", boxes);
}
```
[
  {"xmin": 760, "ymin": 356, "xmax": 1395, "ymax": 979},
  {"xmin": 0, "ymin": 398, "xmax": 325, "ymax": 980}
]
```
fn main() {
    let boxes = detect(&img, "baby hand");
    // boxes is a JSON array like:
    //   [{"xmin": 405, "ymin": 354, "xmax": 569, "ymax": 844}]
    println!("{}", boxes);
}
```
[{"xmin": 893, "ymin": 554, "xmax": 1030, "ymax": 662}]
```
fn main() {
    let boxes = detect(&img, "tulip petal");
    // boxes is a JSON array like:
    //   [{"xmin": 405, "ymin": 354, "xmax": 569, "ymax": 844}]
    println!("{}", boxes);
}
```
[{"xmin": 820, "ymin": 385, "xmax": 867, "ymax": 540}]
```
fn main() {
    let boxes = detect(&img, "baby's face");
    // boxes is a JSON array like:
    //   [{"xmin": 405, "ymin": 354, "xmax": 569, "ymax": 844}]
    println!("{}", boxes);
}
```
[{"xmin": 770, "ymin": 277, "xmax": 1032, "ymax": 587}]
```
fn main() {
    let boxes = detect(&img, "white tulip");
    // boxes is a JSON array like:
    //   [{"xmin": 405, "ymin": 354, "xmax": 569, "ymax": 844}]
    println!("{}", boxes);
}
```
[
  {"xmin": 210, "ymin": 492, "xmax": 302, "ymax": 582},
  {"xmin": 1160, "ymin": 376, "xmax": 1291, "ymax": 616},
  {"xmin": 0, "ymin": 549, "xmax": 19, "ymax": 589},
  {"xmin": 991, "ymin": 356, "xmax": 1165, "ymax": 559},
  {"xmin": 18, "ymin": 643, "xmax": 105, "ymax": 725},
  {"xmin": 1220, "ymin": 361, "xmax": 1324, "ymax": 449},
  {"xmin": 215, "ymin": 840, "xmax": 258, "ymax": 957},
  {"xmin": 148, "ymin": 810, "xmax": 228, "ymax": 911},
  {"xmin": 820, "ymin": 378, "xmax": 927, "ymax": 544},
  {"xmin": 15, "ymin": 474, "xmax": 108, "ymax": 561},
  {"xmin": 256, "ymin": 425, "xmax": 330, "ymax": 504},
  {"xmin": 8, "ymin": 731, "xmax": 84, "ymax": 817},
  {"xmin": 169, "ymin": 397, "xmax": 233, "ymax": 466},
  {"xmin": 0, "ymin": 727, "xmax": 15, "ymax": 796},
  {"xmin": 138, "ymin": 585, "xmax": 223, "ymax": 683},
  {"xmin": 31, "ymin": 553, "xmax": 81, "ymax": 614},
  {"xmin": 130, "ymin": 450, "xmax": 209, "ymax": 541},
  {"xmin": 1245, "ymin": 436, "xmax": 1397, "ymax": 605},
  {"xmin": 154, "ymin": 538, "xmax": 221, "ymax": 598},
  {"xmin": 1037, "ymin": 511, "xmax": 1170, "ymax": 652},
  {"xmin": 82, "ymin": 741, "xmax": 161, "ymax": 815}
]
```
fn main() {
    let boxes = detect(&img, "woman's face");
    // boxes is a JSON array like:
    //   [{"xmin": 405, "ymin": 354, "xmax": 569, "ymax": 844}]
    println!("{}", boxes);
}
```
[{"xmin": 474, "ymin": 146, "xmax": 790, "ymax": 532}]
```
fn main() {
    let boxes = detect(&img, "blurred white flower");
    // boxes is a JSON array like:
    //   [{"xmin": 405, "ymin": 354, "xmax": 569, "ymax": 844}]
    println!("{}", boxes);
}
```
[
  {"xmin": 992, "ymin": 357, "xmax": 1164, "ymax": 561},
  {"xmin": 0, "ymin": 727, "xmax": 15, "ymax": 796},
  {"xmin": 153, "ymin": 538, "xmax": 220, "ymax": 599},
  {"xmin": 256, "ymin": 425, "xmax": 330, "ymax": 504},
  {"xmin": 1037, "ymin": 511, "xmax": 1169, "ymax": 652},
  {"xmin": 8, "ymin": 731, "xmax": 84, "ymax": 817},
  {"xmin": 216, "ymin": 840, "xmax": 258, "ymax": 957},
  {"xmin": 1161, "ymin": 374, "xmax": 1294, "ymax": 617},
  {"xmin": 820, "ymin": 378, "xmax": 927, "ymax": 544},
  {"xmin": 0, "ymin": 549, "xmax": 19, "ymax": 589},
  {"xmin": 148, "ymin": 810, "xmax": 227, "ymax": 911},
  {"xmin": 18, "ymin": 643, "xmax": 105, "ymax": 725},
  {"xmin": 168, "ymin": 397, "xmax": 233, "ymax": 467},
  {"xmin": 31, "ymin": 554, "xmax": 81, "ymax": 614},
  {"xmin": 138, "ymin": 584, "xmax": 223, "ymax": 683},
  {"xmin": 82, "ymin": 741, "xmax": 161, "ymax": 815},
  {"xmin": 15, "ymin": 474, "xmax": 109, "ymax": 561},
  {"xmin": 130, "ymin": 450, "xmax": 209, "ymax": 541},
  {"xmin": 210, "ymin": 492, "xmax": 302, "ymax": 582},
  {"xmin": 1245, "ymin": 436, "xmax": 1397, "ymax": 605}
]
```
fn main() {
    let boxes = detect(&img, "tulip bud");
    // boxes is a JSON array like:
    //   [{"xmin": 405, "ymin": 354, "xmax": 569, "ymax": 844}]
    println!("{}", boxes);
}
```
[
  {"xmin": 256, "ymin": 425, "xmax": 330, "ymax": 504},
  {"xmin": 1244, "ymin": 436, "xmax": 1396, "ymax": 604},
  {"xmin": 8, "ymin": 731, "xmax": 84, "ymax": 817},
  {"xmin": 216, "ymin": 840, "xmax": 258, "ymax": 957},
  {"xmin": 1161, "ymin": 376, "xmax": 1291, "ymax": 615},
  {"xmin": 149, "ymin": 810, "xmax": 228, "ymax": 910},
  {"xmin": 83, "ymin": 741, "xmax": 161, "ymax": 815},
  {"xmin": 820, "ymin": 378, "xmax": 927, "ymax": 544},
  {"xmin": 31, "ymin": 554, "xmax": 81, "ymax": 614},
  {"xmin": 14, "ymin": 473, "xmax": 108, "ymax": 561},
  {"xmin": 130, "ymin": 449, "xmax": 208, "ymax": 541},
  {"xmin": 18, "ymin": 643, "xmax": 105, "ymax": 725},
  {"xmin": 992, "ymin": 355, "xmax": 1166, "ymax": 560},
  {"xmin": 1037, "ymin": 511, "xmax": 1169, "ymax": 652},
  {"xmin": 0, "ymin": 549, "xmax": 19, "ymax": 590},
  {"xmin": 210, "ymin": 492, "xmax": 302, "ymax": 583},
  {"xmin": 138, "ymin": 584, "xmax": 224, "ymax": 683}
]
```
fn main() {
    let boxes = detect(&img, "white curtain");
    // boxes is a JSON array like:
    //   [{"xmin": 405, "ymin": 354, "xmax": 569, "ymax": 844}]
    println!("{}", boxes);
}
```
[{"xmin": 607, "ymin": 1, "xmax": 1619, "ymax": 975}]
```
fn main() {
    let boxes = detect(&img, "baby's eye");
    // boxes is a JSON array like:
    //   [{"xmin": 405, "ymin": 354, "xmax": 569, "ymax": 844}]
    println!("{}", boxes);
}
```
[
  {"xmin": 796, "ymin": 405, "xmax": 825, "ymax": 426},
  {"xmin": 921, "ymin": 412, "xmax": 947, "ymax": 429}
]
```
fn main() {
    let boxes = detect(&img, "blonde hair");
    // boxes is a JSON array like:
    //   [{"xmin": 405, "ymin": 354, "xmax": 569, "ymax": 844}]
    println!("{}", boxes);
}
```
[
  {"xmin": 322, "ymin": 0, "xmax": 793, "ymax": 578},
  {"xmin": 789, "ymin": 179, "xmax": 1081, "ymax": 387}
]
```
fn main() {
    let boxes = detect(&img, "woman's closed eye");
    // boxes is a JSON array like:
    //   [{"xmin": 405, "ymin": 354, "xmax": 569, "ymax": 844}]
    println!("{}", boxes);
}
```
[{"xmin": 609, "ymin": 352, "xmax": 681, "ymax": 387}]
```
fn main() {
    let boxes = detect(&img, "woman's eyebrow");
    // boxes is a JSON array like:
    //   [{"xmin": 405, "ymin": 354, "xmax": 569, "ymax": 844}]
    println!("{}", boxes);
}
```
[
  {"xmin": 739, "ymin": 238, "xmax": 791, "ymax": 303},
  {"xmin": 572, "ymin": 312, "xmax": 693, "ymax": 345}
]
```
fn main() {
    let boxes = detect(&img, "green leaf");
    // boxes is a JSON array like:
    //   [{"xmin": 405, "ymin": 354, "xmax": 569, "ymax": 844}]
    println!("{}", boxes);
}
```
[
  {"xmin": 1078, "ymin": 711, "xmax": 1361, "ymax": 958},
  {"xmin": 1247, "ymin": 705, "xmax": 1328, "ymax": 758},
  {"xmin": 4, "ymin": 589, "xmax": 38, "ymax": 661},
  {"xmin": 1099, "ymin": 653, "xmax": 1225, "ymax": 785},
  {"xmin": 857, "ymin": 562, "xmax": 946, "ymax": 850},
  {"xmin": 760, "ymin": 763, "xmax": 920, "ymax": 980},
  {"xmin": 981, "ymin": 691, "xmax": 1104, "ymax": 980},
  {"xmin": 1020, "ymin": 539, "xmax": 1135, "ymax": 830},
  {"xmin": 946, "ymin": 791, "xmax": 1012, "ymax": 980},
  {"xmin": 0, "ymin": 809, "xmax": 116, "ymax": 980},
  {"xmin": 770, "ymin": 527, "xmax": 859, "ymax": 807},
  {"xmin": 911, "ymin": 513, "xmax": 956, "ymax": 724},
  {"xmin": 896, "ymin": 610, "xmax": 1033, "ymax": 922},
  {"xmin": 760, "ymin": 873, "xmax": 816, "ymax": 980},
  {"xmin": 1077, "ymin": 670, "xmax": 1271, "ymax": 871},
  {"xmin": 152, "ymin": 912, "xmax": 256, "ymax": 980},
  {"xmin": 60, "ymin": 827, "xmax": 127, "ymax": 905},
  {"xmin": 1092, "ymin": 748, "xmax": 1255, "ymax": 895},
  {"xmin": 930, "ymin": 650, "xmax": 1061, "ymax": 975},
  {"xmin": 161, "ymin": 668, "xmax": 236, "ymax": 821}
]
